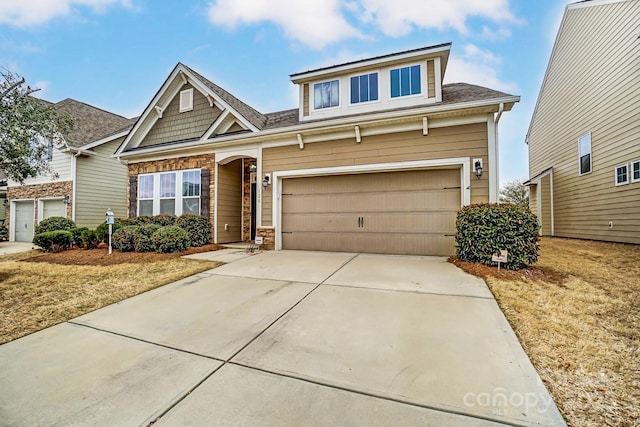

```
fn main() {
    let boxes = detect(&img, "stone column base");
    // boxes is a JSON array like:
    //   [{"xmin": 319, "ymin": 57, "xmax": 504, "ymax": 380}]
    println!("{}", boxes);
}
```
[{"xmin": 256, "ymin": 226, "xmax": 275, "ymax": 251}]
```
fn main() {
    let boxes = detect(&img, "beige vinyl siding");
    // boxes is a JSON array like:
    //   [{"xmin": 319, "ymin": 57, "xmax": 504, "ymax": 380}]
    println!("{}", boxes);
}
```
[
  {"xmin": 225, "ymin": 122, "xmax": 244, "ymax": 133},
  {"xmin": 262, "ymin": 122, "xmax": 489, "ymax": 225},
  {"xmin": 140, "ymin": 84, "xmax": 223, "ymax": 148},
  {"xmin": 303, "ymin": 84, "xmax": 309, "ymax": 117},
  {"xmin": 529, "ymin": 183, "xmax": 538, "ymax": 219},
  {"xmin": 217, "ymin": 159, "xmax": 242, "ymax": 243},
  {"xmin": 539, "ymin": 175, "xmax": 552, "ymax": 236},
  {"xmin": 0, "ymin": 197, "xmax": 5, "ymax": 222},
  {"xmin": 427, "ymin": 60, "xmax": 436, "ymax": 98},
  {"xmin": 18, "ymin": 149, "xmax": 72, "ymax": 186},
  {"xmin": 75, "ymin": 138, "xmax": 129, "ymax": 228},
  {"xmin": 528, "ymin": 0, "xmax": 640, "ymax": 244}
]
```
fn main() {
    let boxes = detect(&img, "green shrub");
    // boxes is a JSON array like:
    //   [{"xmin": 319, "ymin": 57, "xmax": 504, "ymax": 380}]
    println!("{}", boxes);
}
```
[
  {"xmin": 68, "ymin": 227, "xmax": 88, "ymax": 248},
  {"xmin": 34, "ymin": 216, "xmax": 75, "ymax": 234},
  {"xmin": 175, "ymin": 214, "xmax": 211, "ymax": 247},
  {"xmin": 150, "ymin": 214, "xmax": 176, "ymax": 227},
  {"xmin": 133, "ymin": 224, "xmax": 161, "ymax": 252},
  {"xmin": 33, "ymin": 230, "xmax": 74, "ymax": 252},
  {"xmin": 96, "ymin": 222, "xmax": 123, "ymax": 243},
  {"xmin": 455, "ymin": 203, "xmax": 540, "ymax": 270},
  {"xmin": 0, "ymin": 225, "xmax": 8, "ymax": 241},
  {"xmin": 80, "ymin": 229, "xmax": 100, "ymax": 249},
  {"xmin": 151, "ymin": 226, "xmax": 189, "ymax": 253},
  {"xmin": 111, "ymin": 226, "xmax": 139, "ymax": 252},
  {"xmin": 116, "ymin": 217, "xmax": 149, "ymax": 226}
]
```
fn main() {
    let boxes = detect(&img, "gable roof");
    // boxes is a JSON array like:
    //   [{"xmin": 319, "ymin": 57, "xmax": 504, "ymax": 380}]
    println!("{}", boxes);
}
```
[{"xmin": 54, "ymin": 99, "xmax": 134, "ymax": 148}]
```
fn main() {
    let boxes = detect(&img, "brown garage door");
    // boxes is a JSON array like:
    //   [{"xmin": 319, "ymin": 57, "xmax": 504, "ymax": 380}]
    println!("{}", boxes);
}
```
[{"xmin": 281, "ymin": 169, "xmax": 461, "ymax": 256}]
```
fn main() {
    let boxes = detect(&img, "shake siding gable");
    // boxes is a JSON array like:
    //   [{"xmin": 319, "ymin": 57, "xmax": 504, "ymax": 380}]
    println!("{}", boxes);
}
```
[
  {"xmin": 140, "ymin": 83, "xmax": 223, "ymax": 148},
  {"xmin": 75, "ymin": 138, "xmax": 129, "ymax": 227},
  {"xmin": 528, "ymin": 0, "xmax": 640, "ymax": 243}
]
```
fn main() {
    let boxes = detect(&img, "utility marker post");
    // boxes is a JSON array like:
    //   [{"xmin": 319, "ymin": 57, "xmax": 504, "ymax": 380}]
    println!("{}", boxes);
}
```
[{"xmin": 106, "ymin": 208, "xmax": 115, "ymax": 255}]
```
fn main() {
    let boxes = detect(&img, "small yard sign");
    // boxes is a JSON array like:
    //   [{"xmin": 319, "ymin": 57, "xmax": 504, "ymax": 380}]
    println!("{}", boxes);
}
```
[
  {"xmin": 491, "ymin": 250, "xmax": 508, "ymax": 270},
  {"xmin": 255, "ymin": 236, "xmax": 263, "ymax": 245}
]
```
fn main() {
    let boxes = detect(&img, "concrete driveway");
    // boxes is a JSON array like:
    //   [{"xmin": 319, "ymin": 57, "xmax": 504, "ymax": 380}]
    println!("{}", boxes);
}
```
[{"xmin": 0, "ymin": 251, "xmax": 566, "ymax": 426}]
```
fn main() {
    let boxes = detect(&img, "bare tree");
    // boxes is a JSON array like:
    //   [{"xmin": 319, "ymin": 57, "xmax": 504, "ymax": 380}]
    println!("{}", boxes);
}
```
[{"xmin": 500, "ymin": 179, "xmax": 529, "ymax": 205}]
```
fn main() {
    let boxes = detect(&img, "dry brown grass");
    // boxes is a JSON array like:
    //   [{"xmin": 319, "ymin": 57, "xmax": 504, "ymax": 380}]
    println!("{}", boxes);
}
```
[
  {"xmin": 0, "ymin": 254, "xmax": 219, "ymax": 344},
  {"xmin": 469, "ymin": 238, "xmax": 640, "ymax": 427}
]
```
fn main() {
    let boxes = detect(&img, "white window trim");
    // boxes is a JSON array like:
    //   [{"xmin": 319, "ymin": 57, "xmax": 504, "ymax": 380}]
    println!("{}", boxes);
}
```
[
  {"xmin": 138, "ymin": 169, "xmax": 201, "ymax": 216},
  {"xmin": 631, "ymin": 159, "xmax": 640, "ymax": 183},
  {"xmin": 311, "ymin": 79, "xmax": 341, "ymax": 112},
  {"xmin": 615, "ymin": 163, "xmax": 629, "ymax": 186},
  {"xmin": 578, "ymin": 132, "xmax": 592, "ymax": 176},
  {"xmin": 179, "ymin": 88, "xmax": 194, "ymax": 113},
  {"xmin": 389, "ymin": 62, "xmax": 423, "ymax": 100},
  {"xmin": 348, "ymin": 71, "xmax": 381, "ymax": 107}
]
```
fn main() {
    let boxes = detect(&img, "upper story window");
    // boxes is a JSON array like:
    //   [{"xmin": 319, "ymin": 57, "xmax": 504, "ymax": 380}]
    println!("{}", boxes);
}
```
[
  {"xmin": 138, "ymin": 169, "xmax": 201, "ymax": 216},
  {"xmin": 350, "ymin": 73, "xmax": 378, "ymax": 104},
  {"xmin": 632, "ymin": 160, "xmax": 640, "ymax": 183},
  {"xmin": 390, "ymin": 65, "xmax": 421, "ymax": 98},
  {"xmin": 179, "ymin": 88, "xmax": 194, "ymax": 112},
  {"xmin": 615, "ymin": 163, "xmax": 629, "ymax": 186},
  {"xmin": 314, "ymin": 80, "xmax": 339, "ymax": 109},
  {"xmin": 578, "ymin": 132, "xmax": 592, "ymax": 175}
]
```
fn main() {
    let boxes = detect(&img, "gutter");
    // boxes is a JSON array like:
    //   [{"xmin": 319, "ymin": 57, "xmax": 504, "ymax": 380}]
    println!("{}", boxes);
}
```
[{"xmin": 118, "ymin": 96, "xmax": 520, "ymax": 159}]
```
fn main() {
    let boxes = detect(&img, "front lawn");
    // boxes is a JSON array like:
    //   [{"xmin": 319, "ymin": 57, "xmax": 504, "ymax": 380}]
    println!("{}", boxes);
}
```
[
  {"xmin": 455, "ymin": 237, "xmax": 640, "ymax": 427},
  {"xmin": 0, "ymin": 246, "xmax": 221, "ymax": 345}
]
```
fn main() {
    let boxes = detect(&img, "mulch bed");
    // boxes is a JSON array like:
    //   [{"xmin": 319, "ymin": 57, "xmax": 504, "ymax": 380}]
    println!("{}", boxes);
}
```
[
  {"xmin": 448, "ymin": 256, "xmax": 568, "ymax": 285},
  {"xmin": 23, "ymin": 243, "xmax": 221, "ymax": 266}
]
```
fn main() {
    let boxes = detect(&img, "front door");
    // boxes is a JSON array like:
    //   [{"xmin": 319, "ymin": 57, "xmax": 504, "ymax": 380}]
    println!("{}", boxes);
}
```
[{"xmin": 14, "ymin": 201, "xmax": 35, "ymax": 242}]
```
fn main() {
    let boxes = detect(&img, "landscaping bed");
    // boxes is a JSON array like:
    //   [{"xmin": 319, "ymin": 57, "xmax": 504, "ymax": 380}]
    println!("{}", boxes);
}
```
[
  {"xmin": 0, "ymin": 245, "xmax": 222, "ymax": 345},
  {"xmin": 453, "ymin": 237, "xmax": 640, "ymax": 427}
]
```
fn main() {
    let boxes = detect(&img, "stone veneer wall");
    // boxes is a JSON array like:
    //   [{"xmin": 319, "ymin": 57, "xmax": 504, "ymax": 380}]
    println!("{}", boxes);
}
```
[
  {"xmin": 127, "ymin": 154, "xmax": 215, "ymax": 220},
  {"xmin": 242, "ymin": 158, "xmax": 256, "ymax": 242},
  {"xmin": 256, "ymin": 226, "xmax": 275, "ymax": 250},
  {"xmin": 5, "ymin": 181, "xmax": 73, "ymax": 229}
]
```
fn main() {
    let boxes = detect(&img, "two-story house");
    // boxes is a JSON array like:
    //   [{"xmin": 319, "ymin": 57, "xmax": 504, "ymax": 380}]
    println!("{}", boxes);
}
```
[
  {"xmin": 6, "ymin": 99, "xmax": 136, "ymax": 242},
  {"xmin": 115, "ymin": 43, "xmax": 519, "ymax": 256},
  {"xmin": 526, "ymin": 0, "xmax": 640, "ymax": 244}
]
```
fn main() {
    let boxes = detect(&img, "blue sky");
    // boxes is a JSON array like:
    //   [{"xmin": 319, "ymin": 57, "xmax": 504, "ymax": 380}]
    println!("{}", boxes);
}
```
[{"xmin": 0, "ymin": 0, "xmax": 572, "ymax": 183}]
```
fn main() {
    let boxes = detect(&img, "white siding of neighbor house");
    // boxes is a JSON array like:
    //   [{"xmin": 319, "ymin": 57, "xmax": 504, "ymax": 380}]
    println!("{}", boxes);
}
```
[
  {"xmin": 11, "ymin": 148, "xmax": 73, "ymax": 186},
  {"xmin": 75, "ymin": 137, "xmax": 129, "ymax": 228},
  {"xmin": 527, "ymin": 0, "xmax": 640, "ymax": 244}
]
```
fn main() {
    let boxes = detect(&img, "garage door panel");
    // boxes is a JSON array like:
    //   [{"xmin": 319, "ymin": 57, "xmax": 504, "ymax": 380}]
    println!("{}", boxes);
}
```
[
  {"xmin": 42, "ymin": 200, "xmax": 66, "ymax": 219},
  {"xmin": 281, "ymin": 169, "xmax": 460, "ymax": 256},
  {"xmin": 282, "ymin": 232, "xmax": 455, "ymax": 256},
  {"xmin": 14, "ymin": 201, "xmax": 35, "ymax": 242}
]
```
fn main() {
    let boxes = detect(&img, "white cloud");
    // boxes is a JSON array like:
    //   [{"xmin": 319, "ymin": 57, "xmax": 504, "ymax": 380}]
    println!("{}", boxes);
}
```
[
  {"xmin": 0, "ymin": 0, "xmax": 131, "ymax": 28},
  {"xmin": 30, "ymin": 80, "xmax": 50, "ymax": 98},
  {"xmin": 207, "ymin": 0, "xmax": 362, "ymax": 50},
  {"xmin": 206, "ymin": 0, "xmax": 519, "ymax": 49},
  {"xmin": 444, "ymin": 43, "xmax": 517, "ymax": 93}
]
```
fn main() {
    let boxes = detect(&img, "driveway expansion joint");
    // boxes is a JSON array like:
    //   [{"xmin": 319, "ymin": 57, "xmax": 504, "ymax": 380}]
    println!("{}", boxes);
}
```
[{"xmin": 322, "ymin": 282, "xmax": 495, "ymax": 299}]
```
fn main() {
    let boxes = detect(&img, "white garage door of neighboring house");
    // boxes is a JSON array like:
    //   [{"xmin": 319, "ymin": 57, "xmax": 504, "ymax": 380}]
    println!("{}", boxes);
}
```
[
  {"xmin": 42, "ymin": 199, "xmax": 66, "ymax": 220},
  {"xmin": 281, "ymin": 169, "xmax": 461, "ymax": 256},
  {"xmin": 14, "ymin": 201, "xmax": 35, "ymax": 242}
]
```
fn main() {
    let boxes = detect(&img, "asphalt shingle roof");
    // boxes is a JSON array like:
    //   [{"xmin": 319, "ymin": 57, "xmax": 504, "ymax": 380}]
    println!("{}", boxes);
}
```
[{"xmin": 54, "ymin": 99, "xmax": 134, "ymax": 148}]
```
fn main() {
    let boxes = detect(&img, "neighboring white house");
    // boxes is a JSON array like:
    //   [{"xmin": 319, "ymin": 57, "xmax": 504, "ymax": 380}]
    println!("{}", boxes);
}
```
[{"xmin": 5, "ymin": 98, "xmax": 136, "ymax": 242}]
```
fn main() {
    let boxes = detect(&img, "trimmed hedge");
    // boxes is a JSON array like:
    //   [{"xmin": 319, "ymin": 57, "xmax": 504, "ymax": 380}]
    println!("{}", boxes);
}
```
[
  {"xmin": 455, "ymin": 203, "xmax": 540, "ymax": 270},
  {"xmin": 96, "ymin": 222, "xmax": 123, "ymax": 243},
  {"xmin": 111, "ymin": 226, "xmax": 139, "ymax": 252},
  {"xmin": 133, "ymin": 224, "xmax": 161, "ymax": 252},
  {"xmin": 151, "ymin": 226, "xmax": 189, "ymax": 253},
  {"xmin": 33, "ymin": 230, "xmax": 74, "ymax": 252},
  {"xmin": 68, "ymin": 227, "xmax": 88, "ymax": 248},
  {"xmin": 175, "ymin": 214, "xmax": 211, "ymax": 247},
  {"xmin": 34, "ymin": 216, "xmax": 75, "ymax": 234},
  {"xmin": 0, "ymin": 225, "xmax": 7, "ymax": 242},
  {"xmin": 80, "ymin": 229, "xmax": 100, "ymax": 249}
]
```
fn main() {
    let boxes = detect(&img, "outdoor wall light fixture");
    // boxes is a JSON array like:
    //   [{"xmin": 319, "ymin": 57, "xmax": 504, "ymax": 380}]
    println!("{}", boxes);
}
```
[
  {"xmin": 262, "ymin": 174, "xmax": 271, "ymax": 188},
  {"xmin": 62, "ymin": 195, "xmax": 70, "ymax": 204},
  {"xmin": 473, "ymin": 159, "xmax": 483, "ymax": 179},
  {"xmin": 2, "ymin": 199, "xmax": 8, "ymax": 207},
  {"xmin": 249, "ymin": 164, "xmax": 257, "ymax": 172}
]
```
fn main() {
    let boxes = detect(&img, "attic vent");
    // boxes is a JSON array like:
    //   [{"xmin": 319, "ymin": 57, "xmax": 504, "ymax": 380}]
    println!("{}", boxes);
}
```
[{"xmin": 179, "ymin": 88, "xmax": 194, "ymax": 113}]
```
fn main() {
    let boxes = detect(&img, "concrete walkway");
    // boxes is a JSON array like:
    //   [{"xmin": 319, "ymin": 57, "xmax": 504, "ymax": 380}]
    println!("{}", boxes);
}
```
[
  {"xmin": 0, "ymin": 241, "xmax": 39, "ymax": 255},
  {"xmin": 0, "ymin": 251, "xmax": 566, "ymax": 426}
]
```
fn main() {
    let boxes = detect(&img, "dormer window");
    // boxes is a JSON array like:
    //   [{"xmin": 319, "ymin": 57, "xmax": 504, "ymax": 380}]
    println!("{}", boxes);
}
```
[
  {"xmin": 314, "ymin": 80, "xmax": 339, "ymax": 109},
  {"xmin": 350, "ymin": 73, "xmax": 378, "ymax": 104},
  {"xmin": 179, "ymin": 88, "xmax": 194, "ymax": 112},
  {"xmin": 390, "ymin": 65, "xmax": 421, "ymax": 98}
]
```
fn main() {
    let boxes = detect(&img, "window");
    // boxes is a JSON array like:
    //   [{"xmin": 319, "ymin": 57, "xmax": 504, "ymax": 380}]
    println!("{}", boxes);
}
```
[
  {"xmin": 46, "ymin": 140, "xmax": 53, "ymax": 161},
  {"xmin": 138, "ymin": 169, "xmax": 200, "ymax": 216},
  {"xmin": 632, "ymin": 160, "xmax": 640, "ymax": 183},
  {"xmin": 314, "ymin": 80, "xmax": 339, "ymax": 109},
  {"xmin": 179, "ymin": 88, "xmax": 194, "ymax": 112},
  {"xmin": 390, "ymin": 65, "xmax": 421, "ymax": 98},
  {"xmin": 350, "ymin": 73, "xmax": 378, "ymax": 104},
  {"xmin": 615, "ymin": 163, "xmax": 629, "ymax": 186},
  {"xmin": 578, "ymin": 132, "xmax": 592, "ymax": 175}
]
